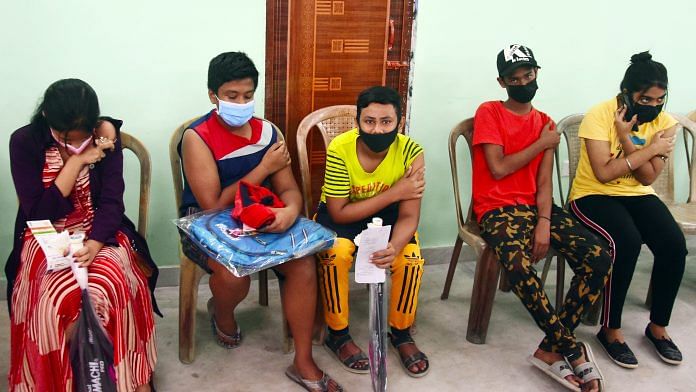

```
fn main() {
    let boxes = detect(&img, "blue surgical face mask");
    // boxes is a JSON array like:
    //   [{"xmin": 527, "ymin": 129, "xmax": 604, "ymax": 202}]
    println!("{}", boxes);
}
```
[{"xmin": 216, "ymin": 95, "xmax": 255, "ymax": 127}]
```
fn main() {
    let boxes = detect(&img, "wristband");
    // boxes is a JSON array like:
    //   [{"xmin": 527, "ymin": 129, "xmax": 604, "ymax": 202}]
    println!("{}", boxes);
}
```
[
  {"xmin": 625, "ymin": 157, "xmax": 634, "ymax": 171},
  {"xmin": 538, "ymin": 216, "xmax": 551, "ymax": 222}
]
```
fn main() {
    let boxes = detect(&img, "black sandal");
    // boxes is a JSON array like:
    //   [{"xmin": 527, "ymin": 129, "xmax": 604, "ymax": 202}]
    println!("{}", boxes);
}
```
[
  {"xmin": 389, "ymin": 332, "xmax": 430, "ymax": 378},
  {"xmin": 323, "ymin": 333, "xmax": 370, "ymax": 374}
]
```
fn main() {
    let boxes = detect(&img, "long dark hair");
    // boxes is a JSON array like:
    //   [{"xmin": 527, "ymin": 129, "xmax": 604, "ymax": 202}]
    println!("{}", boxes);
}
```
[
  {"xmin": 30, "ymin": 78, "xmax": 100, "ymax": 134},
  {"xmin": 620, "ymin": 51, "xmax": 668, "ymax": 94}
]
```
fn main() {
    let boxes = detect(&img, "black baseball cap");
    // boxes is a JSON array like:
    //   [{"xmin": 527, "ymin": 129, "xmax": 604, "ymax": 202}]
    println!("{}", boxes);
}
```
[{"xmin": 497, "ymin": 44, "xmax": 540, "ymax": 77}]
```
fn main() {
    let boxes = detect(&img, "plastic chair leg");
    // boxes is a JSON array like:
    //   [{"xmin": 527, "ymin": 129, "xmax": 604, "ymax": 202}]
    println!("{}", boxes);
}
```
[
  {"xmin": 179, "ymin": 258, "xmax": 205, "ymax": 364},
  {"xmin": 466, "ymin": 247, "xmax": 500, "ymax": 344},
  {"xmin": 259, "ymin": 269, "xmax": 269, "ymax": 306},
  {"xmin": 441, "ymin": 235, "xmax": 464, "ymax": 300}
]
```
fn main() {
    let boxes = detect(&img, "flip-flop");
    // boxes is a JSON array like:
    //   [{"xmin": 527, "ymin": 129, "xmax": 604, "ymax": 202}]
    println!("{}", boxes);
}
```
[
  {"xmin": 207, "ymin": 298, "xmax": 242, "ymax": 349},
  {"xmin": 527, "ymin": 356, "xmax": 580, "ymax": 392},
  {"xmin": 574, "ymin": 342, "xmax": 604, "ymax": 391},
  {"xmin": 323, "ymin": 334, "xmax": 370, "ymax": 374},
  {"xmin": 285, "ymin": 365, "xmax": 344, "ymax": 392}
]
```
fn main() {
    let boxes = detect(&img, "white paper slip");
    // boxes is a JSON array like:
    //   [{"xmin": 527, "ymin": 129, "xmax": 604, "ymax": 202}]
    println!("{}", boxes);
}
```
[
  {"xmin": 354, "ymin": 225, "xmax": 391, "ymax": 284},
  {"xmin": 27, "ymin": 220, "xmax": 72, "ymax": 272}
]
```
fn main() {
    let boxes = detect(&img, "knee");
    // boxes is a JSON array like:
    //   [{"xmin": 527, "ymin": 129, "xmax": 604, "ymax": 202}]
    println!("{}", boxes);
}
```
[
  {"xmin": 507, "ymin": 257, "xmax": 532, "ymax": 278},
  {"xmin": 656, "ymin": 231, "xmax": 687, "ymax": 261},
  {"xmin": 494, "ymin": 248, "xmax": 533, "ymax": 286},
  {"xmin": 209, "ymin": 263, "xmax": 249, "ymax": 287},
  {"xmin": 393, "ymin": 242, "xmax": 424, "ymax": 270},
  {"xmin": 614, "ymin": 232, "xmax": 642, "ymax": 263},
  {"xmin": 317, "ymin": 238, "xmax": 355, "ymax": 268},
  {"xmin": 285, "ymin": 256, "xmax": 317, "ymax": 283},
  {"xmin": 588, "ymin": 243, "xmax": 613, "ymax": 278}
]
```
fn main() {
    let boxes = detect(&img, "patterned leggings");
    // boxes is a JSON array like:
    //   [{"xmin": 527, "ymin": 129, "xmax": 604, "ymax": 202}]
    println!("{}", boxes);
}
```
[{"xmin": 480, "ymin": 204, "xmax": 611, "ymax": 360}]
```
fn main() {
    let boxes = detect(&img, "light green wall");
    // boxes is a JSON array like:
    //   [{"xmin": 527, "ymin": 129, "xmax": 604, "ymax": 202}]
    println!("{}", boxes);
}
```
[
  {"xmin": 2, "ymin": 1, "xmax": 695, "ymax": 269},
  {"xmin": 0, "ymin": 1, "xmax": 266, "ymax": 268},
  {"xmin": 409, "ymin": 1, "xmax": 696, "ymax": 248}
]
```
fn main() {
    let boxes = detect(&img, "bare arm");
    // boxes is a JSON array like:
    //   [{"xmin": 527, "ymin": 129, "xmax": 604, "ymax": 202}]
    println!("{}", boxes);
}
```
[
  {"xmin": 626, "ymin": 124, "xmax": 676, "ymax": 185},
  {"xmin": 325, "ymin": 154, "xmax": 425, "ymax": 225},
  {"xmin": 535, "ymin": 149, "xmax": 554, "ymax": 219},
  {"xmin": 54, "ymin": 121, "xmax": 117, "ymax": 197},
  {"xmin": 369, "ymin": 160, "xmax": 425, "ymax": 269},
  {"xmin": 181, "ymin": 129, "xmax": 289, "ymax": 210},
  {"xmin": 585, "ymin": 126, "xmax": 675, "ymax": 185},
  {"xmin": 260, "ymin": 165, "xmax": 304, "ymax": 233},
  {"xmin": 530, "ymin": 148, "xmax": 554, "ymax": 262},
  {"xmin": 587, "ymin": 107, "xmax": 676, "ymax": 185},
  {"xmin": 482, "ymin": 121, "xmax": 558, "ymax": 180},
  {"xmin": 390, "ymin": 196, "xmax": 421, "ymax": 256}
]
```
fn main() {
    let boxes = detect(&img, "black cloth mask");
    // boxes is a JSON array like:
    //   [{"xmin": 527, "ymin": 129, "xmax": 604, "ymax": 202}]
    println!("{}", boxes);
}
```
[
  {"xmin": 634, "ymin": 103, "xmax": 664, "ymax": 124},
  {"xmin": 359, "ymin": 128, "xmax": 398, "ymax": 153},
  {"xmin": 506, "ymin": 79, "xmax": 538, "ymax": 103}
]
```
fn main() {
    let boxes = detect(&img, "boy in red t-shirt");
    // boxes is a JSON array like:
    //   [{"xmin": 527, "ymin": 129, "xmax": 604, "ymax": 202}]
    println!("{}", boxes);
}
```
[{"xmin": 473, "ymin": 44, "xmax": 611, "ymax": 392}]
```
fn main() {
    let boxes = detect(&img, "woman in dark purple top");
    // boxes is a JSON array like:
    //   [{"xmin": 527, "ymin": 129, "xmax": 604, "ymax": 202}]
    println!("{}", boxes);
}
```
[{"xmin": 7, "ymin": 79, "xmax": 158, "ymax": 391}]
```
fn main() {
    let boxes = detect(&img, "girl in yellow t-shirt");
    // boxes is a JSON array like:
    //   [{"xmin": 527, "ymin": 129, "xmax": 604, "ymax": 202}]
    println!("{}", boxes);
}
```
[{"xmin": 569, "ymin": 52, "xmax": 685, "ymax": 368}]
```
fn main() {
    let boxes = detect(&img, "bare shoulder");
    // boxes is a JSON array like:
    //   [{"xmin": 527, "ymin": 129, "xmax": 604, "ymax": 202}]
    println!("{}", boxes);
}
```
[
  {"xmin": 661, "ymin": 124, "xmax": 678, "ymax": 137},
  {"xmin": 181, "ymin": 128, "xmax": 214, "ymax": 163},
  {"xmin": 95, "ymin": 120, "xmax": 116, "ymax": 140},
  {"xmin": 410, "ymin": 151, "xmax": 425, "ymax": 170},
  {"xmin": 182, "ymin": 128, "xmax": 206, "ymax": 150}
]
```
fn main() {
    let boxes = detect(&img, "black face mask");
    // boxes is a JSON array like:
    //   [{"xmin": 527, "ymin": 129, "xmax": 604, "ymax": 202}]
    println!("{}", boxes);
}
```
[
  {"xmin": 634, "ymin": 103, "xmax": 664, "ymax": 124},
  {"xmin": 506, "ymin": 79, "xmax": 538, "ymax": 103},
  {"xmin": 359, "ymin": 128, "xmax": 398, "ymax": 153}
]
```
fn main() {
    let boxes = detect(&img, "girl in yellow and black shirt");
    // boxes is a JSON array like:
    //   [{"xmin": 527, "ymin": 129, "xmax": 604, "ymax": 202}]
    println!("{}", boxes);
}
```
[
  {"xmin": 569, "ymin": 52, "xmax": 685, "ymax": 369},
  {"xmin": 315, "ymin": 86, "xmax": 429, "ymax": 378}
]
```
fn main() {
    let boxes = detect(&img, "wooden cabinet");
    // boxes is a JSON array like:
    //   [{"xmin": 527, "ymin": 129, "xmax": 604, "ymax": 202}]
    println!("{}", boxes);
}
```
[{"xmin": 266, "ymin": 0, "xmax": 416, "ymax": 212}]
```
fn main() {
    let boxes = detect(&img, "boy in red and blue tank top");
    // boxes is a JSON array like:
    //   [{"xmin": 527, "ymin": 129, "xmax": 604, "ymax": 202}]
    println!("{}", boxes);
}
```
[
  {"xmin": 178, "ymin": 52, "xmax": 343, "ymax": 391},
  {"xmin": 472, "ymin": 44, "xmax": 610, "ymax": 391}
]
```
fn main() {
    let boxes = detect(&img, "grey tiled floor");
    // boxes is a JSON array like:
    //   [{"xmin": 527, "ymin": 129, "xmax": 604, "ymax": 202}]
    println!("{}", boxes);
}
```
[{"xmin": 1, "ymin": 244, "xmax": 695, "ymax": 391}]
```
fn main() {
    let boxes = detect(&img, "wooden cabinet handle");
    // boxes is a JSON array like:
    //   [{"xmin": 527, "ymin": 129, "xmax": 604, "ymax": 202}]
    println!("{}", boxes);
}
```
[{"xmin": 388, "ymin": 19, "xmax": 395, "ymax": 50}]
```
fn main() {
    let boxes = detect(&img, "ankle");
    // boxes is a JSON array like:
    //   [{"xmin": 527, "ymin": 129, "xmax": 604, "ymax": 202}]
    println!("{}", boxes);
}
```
[
  {"xmin": 293, "ymin": 358, "xmax": 322, "ymax": 380},
  {"xmin": 328, "ymin": 326, "xmax": 349, "ymax": 339},
  {"xmin": 602, "ymin": 327, "xmax": 623, "ymax": 343},
  {"xmin": 534, "ymin": 348, "xmax": 562, "ymax": 363},
  {"xmin": 648, "ymin": 322, "xmax": 668, "ymax": 338},
  {"xmin": 390, "ymin": 326, "xmax": 413, "ymax": 347},
  {"xmin": 294, "ymin": 356, "xmax": 319, "ymax": 370},
  {"xmin": 214, "ymin": 315, "xmax": 238, "ymax": 336}
]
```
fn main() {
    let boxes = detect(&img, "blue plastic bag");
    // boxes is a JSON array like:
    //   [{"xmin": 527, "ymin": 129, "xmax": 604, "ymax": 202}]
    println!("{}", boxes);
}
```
[{"xmin": 175, "ymin": 208, "xmax": 336, "ymax": 276}]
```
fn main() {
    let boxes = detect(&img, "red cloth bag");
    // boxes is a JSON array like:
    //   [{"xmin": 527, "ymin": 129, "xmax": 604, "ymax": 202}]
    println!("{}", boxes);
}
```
[{"xmin": 232, "ymin": 181, "xmax": 285, "ymax": 229}]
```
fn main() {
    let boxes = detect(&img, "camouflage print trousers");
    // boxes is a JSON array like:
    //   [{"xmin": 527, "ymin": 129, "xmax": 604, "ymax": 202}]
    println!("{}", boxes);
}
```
[{"xmin": 480, "ymin": 204, "xmax": 611, "ymax": 361}]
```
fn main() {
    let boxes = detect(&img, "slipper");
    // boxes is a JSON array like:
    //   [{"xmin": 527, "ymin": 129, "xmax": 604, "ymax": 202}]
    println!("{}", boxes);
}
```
[
  {"xmin": 285, "ymin": 365, "xmax": 344, "ymax": 392},
  {"xmin": 207, "ymin": 298, "xmax": 242, "ymax": 349},
  {"xmin": 324, "ymin": 334, "xmax": 370, "ymax": 374},
  {"xmin": 389, "ymin": 333, "xmax": 430, "ymax": 378},
  {"xmin": 574, "ymin": 342, "xmax": 604, "ymax": 391},
  {"xmin": 527, "ymin": 356, "xmax": 580, "ymax": 392},
  {"xmin": 645, "ymin": 325, "xmax": 682, "ymax": 365}
]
